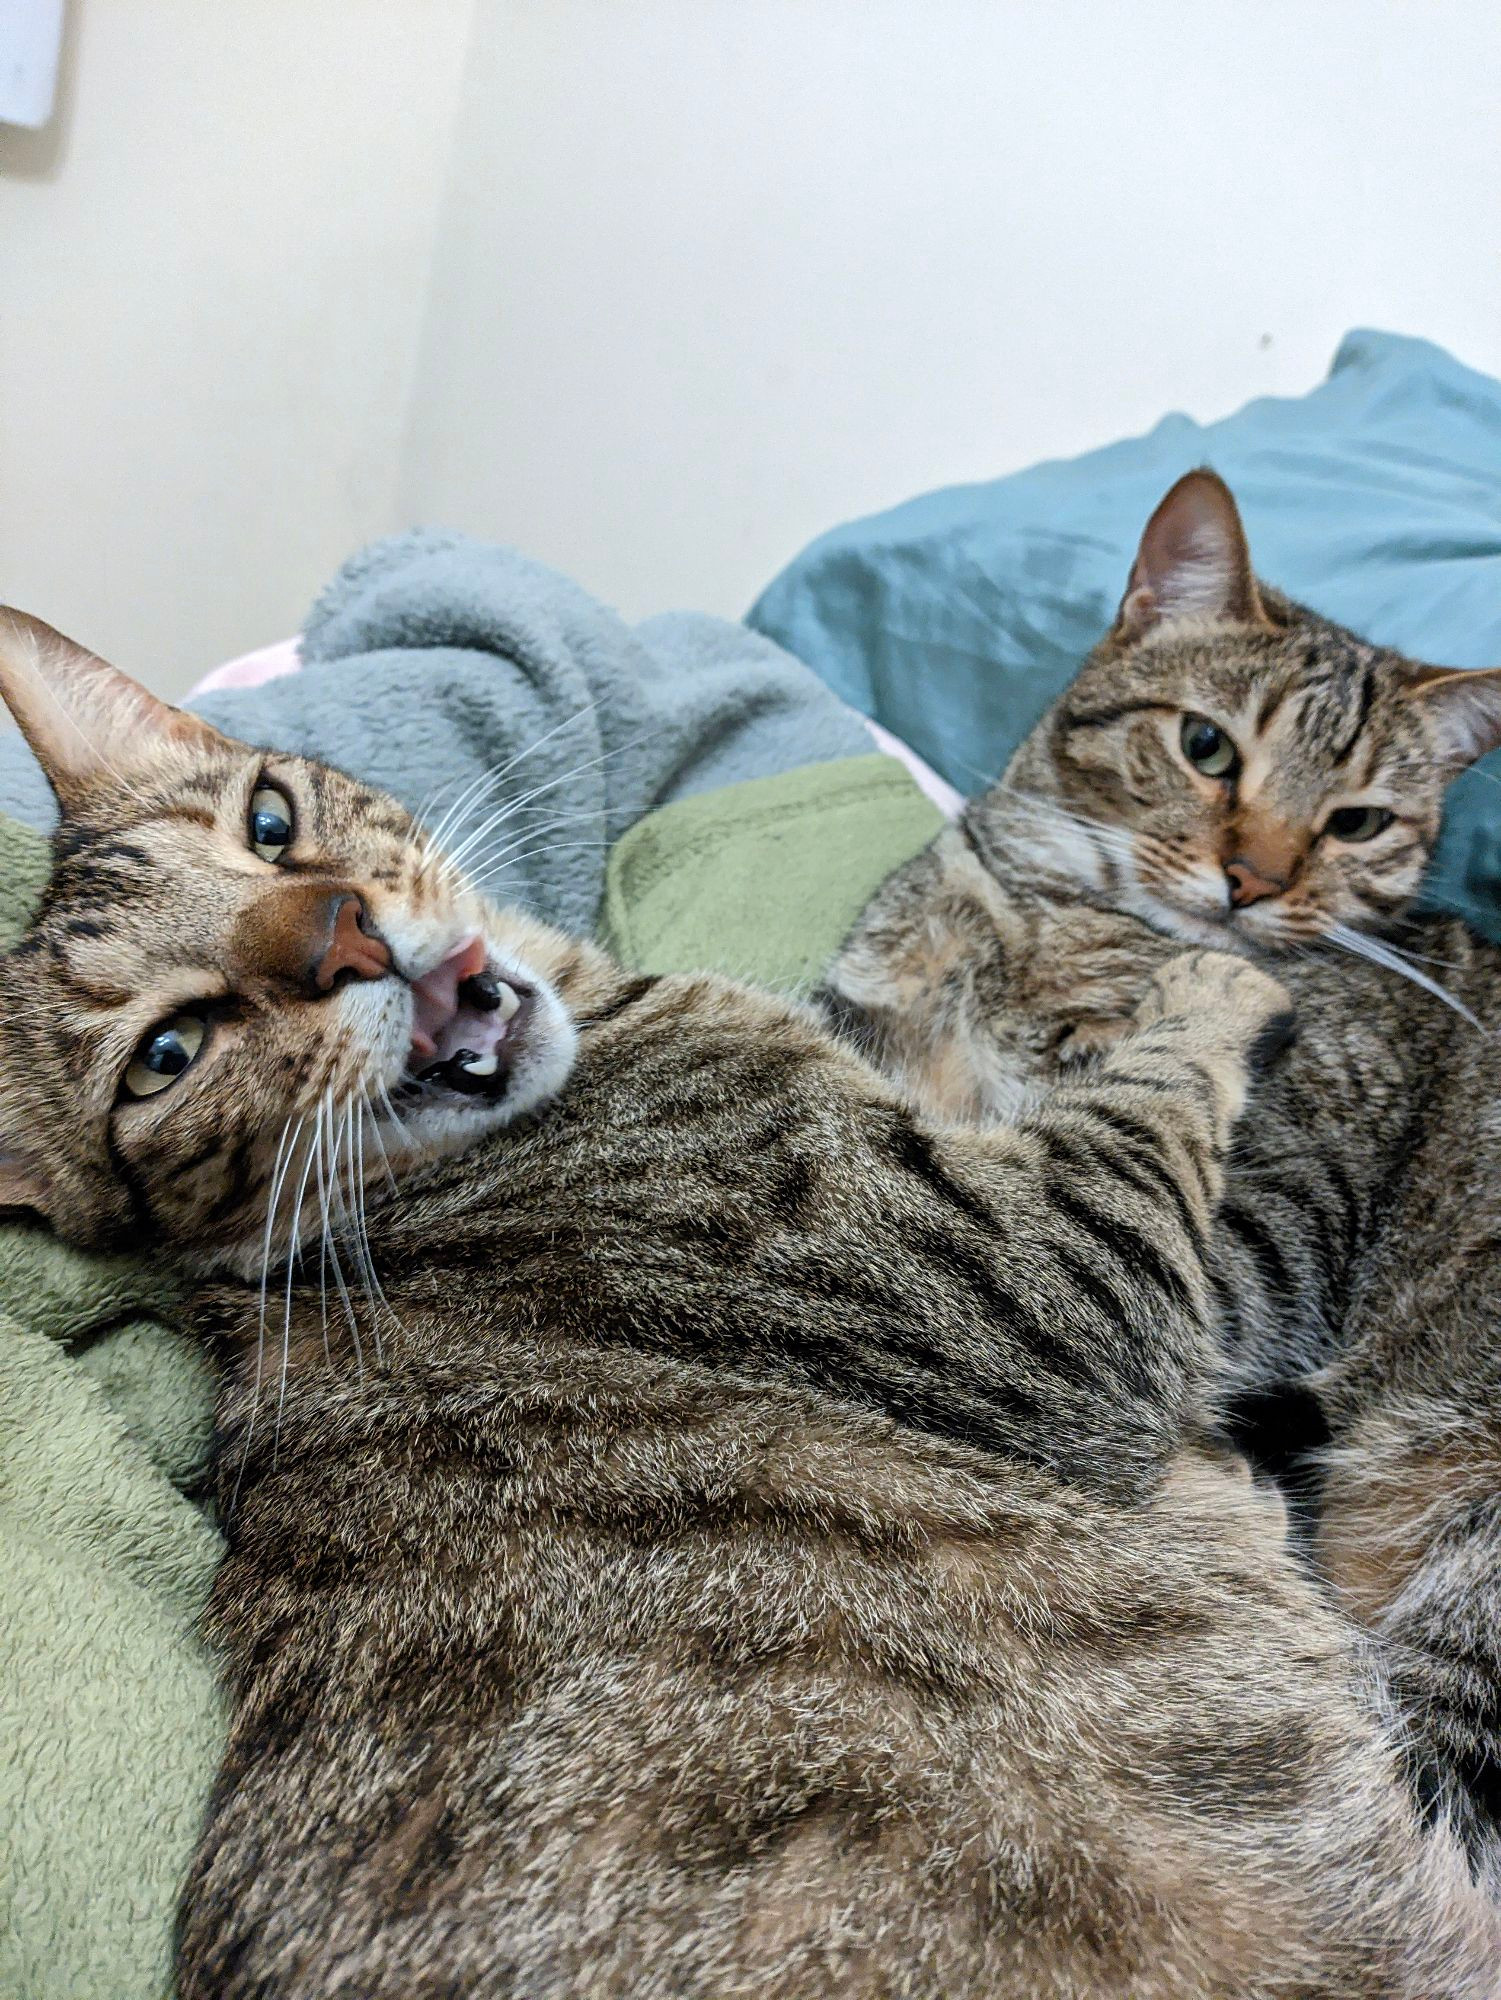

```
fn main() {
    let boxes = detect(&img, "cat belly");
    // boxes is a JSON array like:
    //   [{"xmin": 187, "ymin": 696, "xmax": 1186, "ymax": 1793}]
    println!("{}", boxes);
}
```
[{"xmin": 177, "ymin": 1362, "xmax": 1496, "ymax": 2000}]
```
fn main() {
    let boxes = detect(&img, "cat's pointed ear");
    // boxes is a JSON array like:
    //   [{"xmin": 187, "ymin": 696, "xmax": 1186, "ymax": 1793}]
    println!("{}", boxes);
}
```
[
  {"xmin": 1402, "ymin": 664, "xmax": 1501, "ymax": 770},
  {"xmin": 0, "ymin": 608, "xmax": 223, "ymax": 809},
  {"xmin": 1115, "ymin": 470, "xmax": 1270, "ymax": 640}
]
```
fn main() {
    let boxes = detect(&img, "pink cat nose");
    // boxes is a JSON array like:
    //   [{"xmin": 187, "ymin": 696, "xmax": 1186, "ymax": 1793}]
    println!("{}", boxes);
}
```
[
  {"xmin": 314, "ymin": 894, "xmax": 392, "ymax": 990},
  {"xmin": 1224, "ymin": 859, "xmax": 1286, "ymax": 908}
]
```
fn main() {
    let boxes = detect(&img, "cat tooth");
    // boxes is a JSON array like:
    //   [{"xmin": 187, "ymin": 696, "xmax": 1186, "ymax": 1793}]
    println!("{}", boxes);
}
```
[
  {"xmin": 458, "ymin": 1049, "xmax": 500, "ymax": 1078},
  {"xmin": 495, "ymin": 981, "xmax": 521, "ymax": 1022}
]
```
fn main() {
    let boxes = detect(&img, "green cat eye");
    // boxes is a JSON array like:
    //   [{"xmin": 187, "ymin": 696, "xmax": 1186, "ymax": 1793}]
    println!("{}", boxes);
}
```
[
  {"xmin": 123, "ymin": 1013, "xmax": 207, "ymax": 1100},
  {"xmin": 1179, "ymin": 714, "xmax": 1239, "ymax": 780},
  {"xmin": 1325, "ymin": 805, "xmax": 1394, "ymax": 844},
  {"xmin": 249, "ymin": 783, "xmax": 294, "ymax": 862}
]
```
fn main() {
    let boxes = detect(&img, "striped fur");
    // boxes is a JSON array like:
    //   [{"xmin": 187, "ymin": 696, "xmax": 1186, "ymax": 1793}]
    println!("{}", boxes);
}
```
[
  {"xmin": 826, "ymin": 474, "xmax": 1501, "ymax": 1904},
  {"xmin": 0, "ymin": 617, "xmax": 1495, "ymax": 1993}
]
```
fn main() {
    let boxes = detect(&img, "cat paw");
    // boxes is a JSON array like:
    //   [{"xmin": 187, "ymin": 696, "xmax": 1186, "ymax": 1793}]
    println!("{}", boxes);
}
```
[{"xmin": 1135, "ymin": 949, "xmax": 1296, "ymax": 1075}]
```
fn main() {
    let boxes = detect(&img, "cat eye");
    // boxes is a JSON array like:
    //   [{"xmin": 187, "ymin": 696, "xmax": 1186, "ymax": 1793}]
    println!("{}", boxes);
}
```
[
  {"xmin": 1179, "ymin": 714, "xmax": 1239, "ymax": 780},
  {"xmin": 123, "ymin": 1012, "xmax": 207, "ymax": 1100},
  {"xmin": 1325, "ymin": 805, "xmax": 1394, "ymax": 844},
  {"xmin": 249, "ymin": 783, "xmax": 294, "ymax": 862}
]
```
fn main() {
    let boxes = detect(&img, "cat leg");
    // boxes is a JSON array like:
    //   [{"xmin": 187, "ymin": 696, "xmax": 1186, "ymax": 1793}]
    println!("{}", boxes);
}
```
[{"xmin": 914, "ymin": 948, "xmax": 1295, "ymax": 1501}]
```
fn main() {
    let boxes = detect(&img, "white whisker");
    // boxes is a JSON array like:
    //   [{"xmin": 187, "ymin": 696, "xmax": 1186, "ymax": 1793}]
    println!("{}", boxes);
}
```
[
  {"xmin": 348, "ymin": 1093, "xmax": 402, "ymax": 1362},
  {"xmin": 228, "ymin": 1115, "xmax": 299, "ymax": 1520},
  {"xmin": 273, "ymin": 1106, "xmax": 323, "ymax": 1471},
  {"xmin": 438, "ymin": 728, "xmax": 663, "ymax": 882},
  {"xmin": 1325, "ymin": 921, "xmax": 1483, "ymax": 1029},
  {"xmin": 364, "ymin": 1080, "xmax": 401, "ymax": 1193},
  {"xmin": 319, "ymin": 1096, "xmax": 365, "ymax": 1380},
  {"xmin": 417, "ymin": 704, "xmax": 596, "ymax": 861},
  {"xmin": 375, "ymin": 1074, "xmax": 416, "ymax": 1151},
  {"xmin": 417, "ymin": 726, "xmax": 624, "ymax": 885},
  {"xmin": 465, "ymin": 838, "xmax": 612, "ymax": 890}
]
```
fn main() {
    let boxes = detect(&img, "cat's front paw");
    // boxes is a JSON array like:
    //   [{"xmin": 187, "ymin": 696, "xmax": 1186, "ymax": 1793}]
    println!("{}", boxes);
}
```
[{"xmin": 1136, "ymin": 949, "xmax": 1296, "ymax": 1076}]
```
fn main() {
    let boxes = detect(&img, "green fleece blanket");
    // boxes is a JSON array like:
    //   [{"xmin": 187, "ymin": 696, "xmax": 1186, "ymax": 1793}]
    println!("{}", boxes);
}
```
[{"xmin": 0, "ymin": 755, "xmax": 941, "ymax": 2000}]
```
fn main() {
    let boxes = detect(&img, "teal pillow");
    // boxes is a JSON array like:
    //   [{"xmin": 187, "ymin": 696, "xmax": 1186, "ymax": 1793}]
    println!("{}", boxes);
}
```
[{"xmin": 747, "ymin": 330, "xmax": 1501, "ymax": 939}]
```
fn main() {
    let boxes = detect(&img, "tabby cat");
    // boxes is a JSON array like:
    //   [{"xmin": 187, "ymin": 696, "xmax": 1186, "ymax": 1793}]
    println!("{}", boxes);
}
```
[
  {"xmin": 0, "ymin": 612, "xmax": 1494, "ymax": 1996},
  {"xmin": 826, "ymin": 470, "xmax": 1501, "ymax": 1896}
]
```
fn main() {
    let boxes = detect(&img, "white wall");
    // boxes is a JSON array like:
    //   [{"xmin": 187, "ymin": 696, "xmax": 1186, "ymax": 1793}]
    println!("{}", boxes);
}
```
[
  {"xmin": 400, "ymin": 0, "xmax": 1501, "ymax": 623},
  {"xmin": 6, "ymin": 2, "xmax": 1501, "ymax": 694},
  {"xmin": 1, "ymin": 0, "xmax": 473, "ymax": 697}
]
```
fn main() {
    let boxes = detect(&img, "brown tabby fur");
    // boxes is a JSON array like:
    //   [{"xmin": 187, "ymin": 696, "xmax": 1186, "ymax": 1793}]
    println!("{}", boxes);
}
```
[
  {"xmin": 826, "ymin": 471, "xmax": 1501, "ymax": 1900},
  {"xmin": 0, "ymin": 609, "xmax": 1497, "ymax": 1997}
]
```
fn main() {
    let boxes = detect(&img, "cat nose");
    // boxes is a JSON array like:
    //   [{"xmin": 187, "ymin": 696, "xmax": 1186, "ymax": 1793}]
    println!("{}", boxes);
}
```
[
  {"xmin": 313, "ymin": 893, "xmax": 392, "ymax": 991},
  {"xmin": 1224, "ymin": 858, "xmax": 1286, "ymax": 908}
]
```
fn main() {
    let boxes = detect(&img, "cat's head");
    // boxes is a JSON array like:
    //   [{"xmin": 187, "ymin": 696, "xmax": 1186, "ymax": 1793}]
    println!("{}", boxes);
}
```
[
  {"xmin": 0, "ymin": 612, "xmax": 590, "ymax": 1271},
  {"xmin": 1001, "ymin": 470, "xmax": 1501, "ymax": 948}
]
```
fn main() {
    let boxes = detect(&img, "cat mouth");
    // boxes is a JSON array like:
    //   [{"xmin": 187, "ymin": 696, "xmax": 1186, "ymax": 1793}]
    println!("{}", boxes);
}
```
[{"xmin": 401, "ymin": 934, "xmax": 535, "ymax": 1103}]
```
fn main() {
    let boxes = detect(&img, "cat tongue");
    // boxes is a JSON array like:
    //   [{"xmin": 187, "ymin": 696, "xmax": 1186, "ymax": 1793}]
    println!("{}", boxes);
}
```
[{"xmin": 408, "ymin": 936, "xmax": 490, "ymax": 1062}]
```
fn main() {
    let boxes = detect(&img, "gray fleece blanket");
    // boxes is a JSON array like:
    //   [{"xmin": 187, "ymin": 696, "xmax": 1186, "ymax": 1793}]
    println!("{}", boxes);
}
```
[{"xmin": 0, "ymin": 531, "xmax": 869, "ymax": 935}]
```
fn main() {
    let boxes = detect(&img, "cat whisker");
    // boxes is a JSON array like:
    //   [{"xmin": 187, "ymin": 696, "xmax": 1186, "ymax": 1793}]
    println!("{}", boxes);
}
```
[
  {"xmin": 363, "ymin": 1079, "xmax": 402, "ymax": 1195},
  {"xmin": 454, "ymin": 813, "xmax": 608, "ymax": 882},
  {"xmin": 344, "ymin": 1093, "xmax": 402, "ymax": 1364},
  {"xmin": 413, "ymin": 705, "xmax": 597, "ymax": 863},
  {"xmin": 994, "ymin": 788, "xmax": 1144, "ymax": 861},
  {"xmin": 273, "ymin": 1106, "xmax": 325, "ymax": 1473},
  {"xmin": 417, "ymin": 727, "xmax": 658, "ymax": 890},
  {"xmin": 465, "ymin": 839, "xmax": 613, "ymax": 890},
  {"xmin": 987, "ymin": 797, "xmax": 1138, "ymax": 864},
  {"xmin": 436, "ymin": 728, "xmax": 665, "ymax": 882},
  {"xmin": 973, "ymin": 794, "xmax": 1141, "ymax": 884},
  {"xmin": 312, "ymin": 1096, "xmax": 339, "ymax": 1373},
  {"xmin": 374, "ymin": 1074, "xmax": 416, "ymax": 1153},
  {"xmin": 1324, "ymin": 921, "xmax": 1484, "ymax": 1029},
  {"xmin": 227, "ymin": 1114, "xmax": 301, "ymax": 1521},
  {"xmin": 319, "ymin": 1095, "xmax": 365, "ymax": 1380}
]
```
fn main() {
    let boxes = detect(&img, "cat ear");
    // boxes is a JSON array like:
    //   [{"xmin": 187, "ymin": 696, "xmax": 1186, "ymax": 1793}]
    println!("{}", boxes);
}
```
[
  {"xmin": 0, "ymin": 607, "xmax": 223, "ymax": 809},
  {"xmin": 1115, "ymin": 470, "xmax": 1269, "ymax": 640},
  {"xmin": 1402, "ymin": 664, "xmax": 1501, "ymax": 770}
]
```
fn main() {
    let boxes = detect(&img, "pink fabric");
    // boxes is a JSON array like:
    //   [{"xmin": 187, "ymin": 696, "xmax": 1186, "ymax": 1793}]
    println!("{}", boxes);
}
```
[
  {"xmin": 187, "ymin": 636, "xmax": 962, "ymax": 820},
  {"xmin": 188, "ymin": 637, "xmax": 302, "ymax": 697}
]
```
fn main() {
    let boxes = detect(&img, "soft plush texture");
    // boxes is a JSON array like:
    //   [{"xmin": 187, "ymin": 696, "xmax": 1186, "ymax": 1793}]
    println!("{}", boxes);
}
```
[
  {"xmin": 0, "ymin": 531, "xmax": 871, "ymax": 938},
  {"xmin": 600, "ymin": 754, "xmax": 944, "ymax": 989},
  {"xmin": 183, "ymin": 639, "xmax": 966, "ymax": 820},
  {"xmin": 746, "ymin": 329, "xmax": 1501, "ymax": 938},
  {"xmin": 0, "ymin": 753, "xmax": 941, "ymax": 1999}
]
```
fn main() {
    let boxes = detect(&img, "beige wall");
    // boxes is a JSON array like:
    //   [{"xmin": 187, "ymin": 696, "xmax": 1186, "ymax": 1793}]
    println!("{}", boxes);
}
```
[
  {"xmin": 7, "ymin": 2, "xmax": 1501, "ymax": 697},
  {"xmin": 1, "ymin": 0, "xmax": 473, "ymax": 697},
  {"xmin": 400, "ymin": 0, "xmax": 1501, "ymax": 624}
]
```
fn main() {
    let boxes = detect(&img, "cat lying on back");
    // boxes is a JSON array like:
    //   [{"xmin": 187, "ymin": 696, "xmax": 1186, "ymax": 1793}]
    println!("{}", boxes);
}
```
[
  {"xmin": 0, "ymin": 611, "xmax": 1494, "ymax": 1997},
  {"xmin": 826, "ymin": 469, "xmax": 1501, "ymax": 1897}
]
